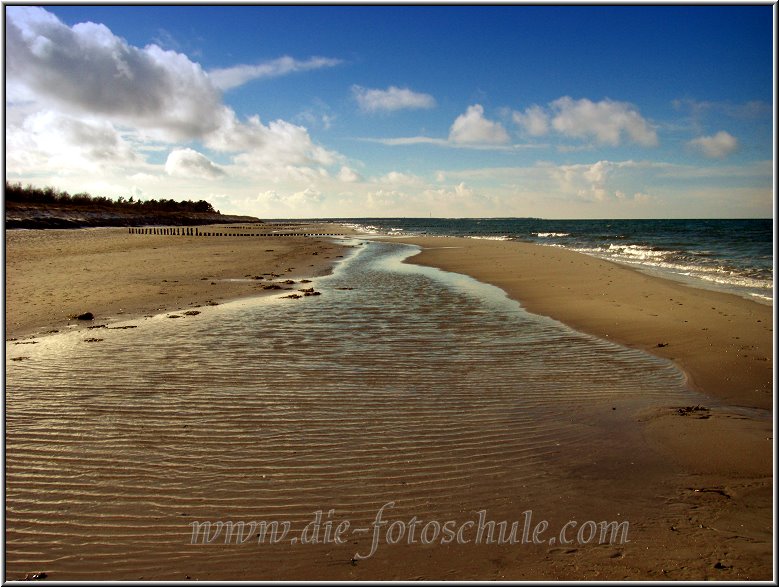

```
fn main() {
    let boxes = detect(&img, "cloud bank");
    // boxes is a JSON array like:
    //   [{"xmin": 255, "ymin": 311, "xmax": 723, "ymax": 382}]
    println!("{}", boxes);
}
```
[{"xmin": 5, "ymin": 6, "xmax": 344, "ymax": 191}]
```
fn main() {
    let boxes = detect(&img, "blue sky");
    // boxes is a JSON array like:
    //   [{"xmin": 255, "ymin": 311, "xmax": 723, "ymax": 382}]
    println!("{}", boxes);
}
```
[{"xmin": 5, "ymin": 5, "xmax": 773, "ymax": 218}]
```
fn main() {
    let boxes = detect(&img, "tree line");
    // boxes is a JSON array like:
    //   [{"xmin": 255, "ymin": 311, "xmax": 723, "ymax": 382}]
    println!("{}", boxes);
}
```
[{"xmin": 5, "ymin": 182, "xmax": 218, "ymax": 214}]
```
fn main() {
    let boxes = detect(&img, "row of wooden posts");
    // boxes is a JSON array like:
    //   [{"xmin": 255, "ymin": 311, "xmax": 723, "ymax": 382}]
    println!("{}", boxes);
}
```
[
  {"xmin": 128, "ymin": 227, "xmax": 344, "ymax": 237},
  {"xmin": 217, "ymin": 225, "xmax": 310, "ymax": 229}
]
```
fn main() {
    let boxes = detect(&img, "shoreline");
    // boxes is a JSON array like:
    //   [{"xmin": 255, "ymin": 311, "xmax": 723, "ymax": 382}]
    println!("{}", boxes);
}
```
[
  {"xmin": 5, "ymin": 223, "xmax": 355, "ymax": 340},
  {"xmin": 389, "ymin": 235, "xmax": 772, "ymax": 411}
]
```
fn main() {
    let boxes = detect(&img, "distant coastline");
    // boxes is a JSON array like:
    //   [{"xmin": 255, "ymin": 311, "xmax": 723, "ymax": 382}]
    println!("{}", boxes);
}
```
[
  {"xmin": 5, "ymin": 202, "xmax": 261, "ymax": 229},
  {"xmin": 4, "ymin": 182, "xmax": 260, "ymax": 229}
]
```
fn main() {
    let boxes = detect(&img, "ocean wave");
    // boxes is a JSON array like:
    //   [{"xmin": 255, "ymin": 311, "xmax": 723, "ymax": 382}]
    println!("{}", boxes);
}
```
[
  {"xmin": 562, "ymin": 244, "xmax": 772, "ymax": 302},
  {"xmin": 609, "ymin": 254, "xmax": 771, "ymax": 288},
  {"xmin": 339, "ymin": 222, "xmax": 381, "ymax": 234},
  {"xmin": 749, "ymin": 292, "xmax": 774, "ymax": 303},
  {"xmin": 606, "ymin": 244, "xmax": 671, "ymax": 260},
  {"xmin": 466, "ymin": 235, "xmax": 512, "ymax": 241},
  {"xmin": 533, "ymin": 232, "xmax": 570, "ymax": 238},
  {"xmin": 683, "ymin": 271, "xmax": 772, "ymax": 291}
]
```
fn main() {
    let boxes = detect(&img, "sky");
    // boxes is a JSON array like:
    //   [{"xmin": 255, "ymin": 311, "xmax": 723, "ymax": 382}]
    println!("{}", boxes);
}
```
[{"xmin": 4, "ymin": 4, "xmax": 774, "ymax": 218}]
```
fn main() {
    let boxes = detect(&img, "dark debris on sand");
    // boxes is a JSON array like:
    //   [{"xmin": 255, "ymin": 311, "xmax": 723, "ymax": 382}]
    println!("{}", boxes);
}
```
[{"xmin": 677, "ymin": 405, "xmax": 710, "ymax": 418}]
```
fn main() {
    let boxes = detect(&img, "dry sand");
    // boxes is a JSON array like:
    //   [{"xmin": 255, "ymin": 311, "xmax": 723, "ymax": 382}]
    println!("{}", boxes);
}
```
[{"xmin": 5, "ymin": 224, "xmax": 352, "ymax": 339}]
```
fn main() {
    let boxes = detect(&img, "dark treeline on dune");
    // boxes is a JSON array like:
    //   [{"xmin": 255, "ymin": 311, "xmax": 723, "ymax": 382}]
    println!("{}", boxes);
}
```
[
  {"xmin": 5, "ymin": 182, "xmax": 260, "ymax": 228},
  {"xmin": 6, "ymin": 182, "xmax": 218, "ymax": 214}
]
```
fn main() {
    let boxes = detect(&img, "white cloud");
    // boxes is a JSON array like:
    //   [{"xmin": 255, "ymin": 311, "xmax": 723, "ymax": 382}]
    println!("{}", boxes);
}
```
[
  {"xmin": 6, "ymin": 110, "xmax": 140, "ymax": 173},
  {"xmin": 550, "ymin": 97, "xmax": 658, "ymax": 147},
  {"xmin": 449, "ymin": 104, "xmax": 511, "ymax": 145},
  {"xmin": 199, "ymin": 109, "xmax": 340, "ymax": 177},
  {"xmin": 366, "ymin": 136, "xmax": 450, "ymax": 147},
  {"xmin": 223, "ymin": 118, "xmax": 341, "ymax": 186},
  {"xmin": 378, "ymin": 171, "xmax": 423, "ymax": 185},
  {"xmin": 352, "ymin": 85, "xmax": 436, "ymax": 113},
  {"xmin": 165, "ymin": 148, "xmax": 225, "ymax": 179},
  {"xmin": 366, "ymin": 189, "xmax": 407, "ymax": 211},
  {"xmin": 252, "ymin": 187, "xmax": 326, "ymax": 215},
  {"xmin": 421, "ymin": 182, "xmax": 499, "ymax": 215},
  {"xmin": 209, "ymin": 56, "xmax": 341, "ymax": 91},
  {"xmin": 337, "ymin": 166, "xmax": 361, "ymax": 182},
  {"xmin": 512, "ymin": 105, "xmax": 549, "ymax": 137},
  {"xmin": 549, "ymin": 160, "xmax": 650, "ymax": 203},
  {"xmin": 687, "ymin": 131, "xmax": 739, "ymax": 159},
  {"xmin": 295, "ymin": 101, "xmax": 336, "ymax": 131},
  {"xmin": 511, "ymin": 97, "xmax": 657, "ymax": 147},
  {"xmin": 253, "ymin": 190, "xmax": 283, "ymax": 209},
  {"xmin": 288, "ymin": 187, "xmax": 324, "ymax": 207},
  {"xmin": 7, "ymin": 6, "xmax": 224, "ymax": 142},
  {"xmin": 375, "ymin": 98, "xmax": 654, "ymax": 151},
  {"xmin": 361, "ymin": 135, "xmax": 537, "ymax": 152},
  {"xmin": 423, "ymin": 182, "xmax": 475, "ymax": 201}
]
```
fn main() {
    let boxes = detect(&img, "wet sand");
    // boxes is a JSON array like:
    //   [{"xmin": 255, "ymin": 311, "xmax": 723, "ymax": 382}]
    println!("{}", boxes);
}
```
[
  {"xmin": 392, "ymin": 235, "xmax": 773, "ymax": 579},
  {"xmin": 4, "ymin": 228, "xmax": 773, "ymax": 580},
  {"xmin": 394, "ymin": 236, "xmax": 772, "ymax": 408},
  {"xmin": 5, "ymin": 224, "xmax": 352, "ymax": 340}
]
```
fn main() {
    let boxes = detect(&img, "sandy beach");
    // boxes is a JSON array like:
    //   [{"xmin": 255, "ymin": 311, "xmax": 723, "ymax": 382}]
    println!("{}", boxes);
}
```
[
  {"xmin": 5, "ymin": 226, "xmax": 773, "ymax": 580},
  {"xmin": 394, "ymin": 236, "xmax": 772, "ymax": 410},
  {"xmin": 5, "ymin": 224, "xmax": 352, "ymax": 340},
  {"xmin": 393, "ymin": 234, "xmax": 773, "ymax": 578}
]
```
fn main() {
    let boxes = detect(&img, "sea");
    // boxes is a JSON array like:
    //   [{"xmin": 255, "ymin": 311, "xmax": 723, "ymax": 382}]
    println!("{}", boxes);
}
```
[{"xmin": 331, "ymin": 218, "xmax": 773, "ymax": 305}]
